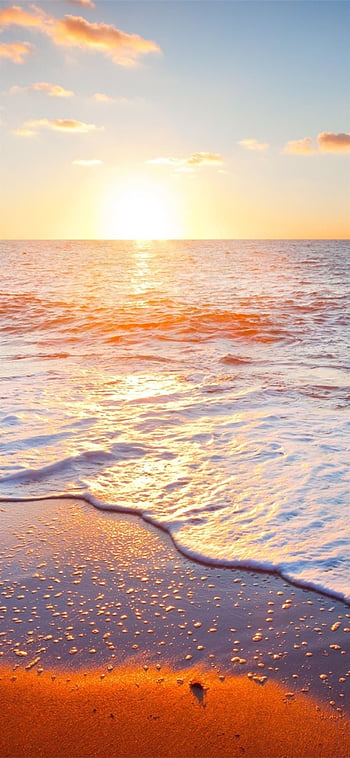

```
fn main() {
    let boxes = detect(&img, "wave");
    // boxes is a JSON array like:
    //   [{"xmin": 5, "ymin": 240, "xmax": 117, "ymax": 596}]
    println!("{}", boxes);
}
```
[
  {"xmin": 0, "ymin": 294, "xmax": 300, "ymax": 344},
  {"xmin": 220, "ymin": 354, "xmax": 253, "ymax": 365},
  {"xmin": 0, "ymin": 444, "xmax": 150, "ymax": 484}
]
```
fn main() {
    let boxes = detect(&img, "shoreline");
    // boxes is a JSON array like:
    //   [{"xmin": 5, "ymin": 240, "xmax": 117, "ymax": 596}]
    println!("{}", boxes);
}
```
[
  {"xmin": 1, "ymin": 493, "xmax": 349, "ymax": 609},
  {"xmin": 0, "ymin": 497, "xmax": 349, "ymax": 757}
]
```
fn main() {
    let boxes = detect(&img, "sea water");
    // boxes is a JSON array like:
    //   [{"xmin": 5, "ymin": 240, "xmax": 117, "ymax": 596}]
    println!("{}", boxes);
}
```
[{"xmin": 0, "ymin": 239, "xmax": 349, "ymax": 603}]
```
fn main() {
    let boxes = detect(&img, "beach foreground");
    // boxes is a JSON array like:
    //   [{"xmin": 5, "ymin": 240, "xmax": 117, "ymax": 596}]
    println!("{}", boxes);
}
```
[
  {"xmin": 0, "ymin": 497, "xmax": 349, "ymax": 757},
  {"xmin": 1, "ymin": 664, "xmax": 350, "ymax": 758}
]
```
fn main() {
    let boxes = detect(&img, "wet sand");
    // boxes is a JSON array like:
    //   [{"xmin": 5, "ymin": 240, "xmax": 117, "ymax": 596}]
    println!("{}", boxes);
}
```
[
  {"xmin": 0, "ymin": 497, "xmax": 349, "ymax": 757},
  {"xmin": 1, "ymin": 665, "xmax": 350, "ymax": 758}
]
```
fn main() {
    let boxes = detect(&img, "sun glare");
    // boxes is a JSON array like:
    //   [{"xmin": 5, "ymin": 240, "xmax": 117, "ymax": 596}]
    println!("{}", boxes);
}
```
[{"xmin": 102, "ymin": 180, "xmax": 179, "ymax": 240}]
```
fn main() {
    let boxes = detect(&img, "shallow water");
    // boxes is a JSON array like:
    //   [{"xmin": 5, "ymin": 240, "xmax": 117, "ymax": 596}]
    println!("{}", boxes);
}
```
[{"xmin": 0, "ymin": 239, "xmax": 349, "ymax": 601}]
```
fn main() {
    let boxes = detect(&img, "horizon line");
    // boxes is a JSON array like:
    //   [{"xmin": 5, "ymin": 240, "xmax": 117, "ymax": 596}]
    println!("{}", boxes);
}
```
[{"xmin": 1, "ymin": 237, "xmax": 349, "ymax": 243}]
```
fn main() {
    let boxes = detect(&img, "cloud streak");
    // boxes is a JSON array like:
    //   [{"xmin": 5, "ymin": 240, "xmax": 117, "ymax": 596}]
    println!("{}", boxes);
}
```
[
  {"xmin": 16, "ymin": 117, "xmax": 102, "ymax": 134},
  {"xmin": 50, "ymin": 118, "xmax": 100, "ymax": 132},
  {"xmin": 147, "ymin": 152, "xmax": 223, "ymax": 170},
  {"xmin": 92, "ymin": 92, "xmax": 129, "ymax": 104},
  {"xmin": 0, "ymin": 40, "xmax": 33, "ymax": 63},
  {"xmin": 0, "ymin": 5, "xmax": 160, "ymax": 65},
  {"xmin": 10, "ymin": 81, "xmax": 74, "ymax": 97},
  {"xmin": 238, "ymin": 138, "xmax": 269, "ymax": 151},
  {"xmin": 13, "ymin": 126, "xmax": 36, "ymax": 136},
  {"xmin": 0, "ymin": 4, "xmax": 48, "ymax": 30},
  {"xmin": 52, "ymin": 14, "xmax": 160, "ymax": 65},
  {"xmin": 93, "ymin": 92, "xmax": 115, "ymax": 103}
]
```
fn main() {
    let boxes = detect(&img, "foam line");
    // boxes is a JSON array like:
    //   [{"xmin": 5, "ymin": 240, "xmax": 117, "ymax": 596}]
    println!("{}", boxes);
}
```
[{"xmin": 1, "ymin": 492, "xmax": 349, "ymax": 608}]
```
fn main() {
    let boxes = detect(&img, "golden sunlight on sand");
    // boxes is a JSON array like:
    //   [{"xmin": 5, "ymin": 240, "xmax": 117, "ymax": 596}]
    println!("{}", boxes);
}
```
[
  {"xmin": 1, "ymin": 666, "xmax": 349, "ymax": 758},
  {"xmin": 0, "ymin": 498, "xmax": 349, "ymax": 758}
]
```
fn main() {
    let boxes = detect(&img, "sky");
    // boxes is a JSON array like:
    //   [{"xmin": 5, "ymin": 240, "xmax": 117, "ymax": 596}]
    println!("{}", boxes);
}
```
[{"xmin": 0, "ymin": 0, "xmax": 349, "ymax": 239}]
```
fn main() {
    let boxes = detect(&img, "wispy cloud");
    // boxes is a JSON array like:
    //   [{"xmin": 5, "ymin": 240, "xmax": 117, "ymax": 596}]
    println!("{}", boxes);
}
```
[
  {"xmin": 0, "ymin": 40, "xmax": 33, "ymax": 63},
  {"xmin": 50, "ymin": 118, "xmax": 100, "ymax": 132},
  {"xmin": 0, "ymin": 4, "xmax": 48, "ymax": 30},
  {"xmin": 147, "ymin": 152, "xmax": 223, "ymax": 170},
  {"xmin": 52, "ymin": 15, "xmax": 160, "ymax": 65},
  {"xmin": 93, "ymin": 92, "xmax": 114, "ymax": 103},
  {"xmin": 66, "ymin": 0, "xmax": 96, "ymax": 9},
  {"xmin": 318, "ymin": 132, "xmax": 350, "ymax": 153},
  {"xmin": 72, "ymin": 158, "xmax": 103, "ymax": 165},
  {"xmin": 10, "ymin": 82, "xmax": 74, "ymax": 97},
  {"xmin": 187, "ymin": 152, "xmax": 223, "ymax": 166},
  {"xmin": 238, "ymin": 138, "xmax": 269, "ymax": 151},
  {"xmin": 92, "ymin": 92, "xmax": 129, "ymax": 104},
  {"xmin": 24, "ymin": 118, "xmax": 55, "ymax": 129},
  {"xmin": 13, "ymin": 126, "xmax": 36, "ymax": 136},
  {"xmin": 16, "ymin": 117, "xmax": 102, "ymax": 134},
  {"xmin": 283, "ymin": 137, "xmax": 316, "ymax": 155},
  {"xmin": 0, "ymin": 5, "xmax": 161, "ymax": 66}
]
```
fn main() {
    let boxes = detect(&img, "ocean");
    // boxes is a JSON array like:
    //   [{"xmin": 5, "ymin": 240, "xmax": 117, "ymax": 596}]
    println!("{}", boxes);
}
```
[{"xmin": 0, "ymin": 239, "xmax": 349, "ymax": 603}]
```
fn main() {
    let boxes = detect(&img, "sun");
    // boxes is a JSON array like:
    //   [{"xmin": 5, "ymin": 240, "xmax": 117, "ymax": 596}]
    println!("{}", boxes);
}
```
[{"xmin": 102, "ymin": 179, "xmax": 179, "ymax": 240}]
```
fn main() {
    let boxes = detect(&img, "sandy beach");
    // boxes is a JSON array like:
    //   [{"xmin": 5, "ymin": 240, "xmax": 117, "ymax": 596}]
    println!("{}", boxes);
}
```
[
  {"xmin": 0, "ymin": 497, "xmax": 349, "ymax": 757},
  {"xmin": 1, "ymin": 664, "xmax": 350, "ymax": 758}
]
